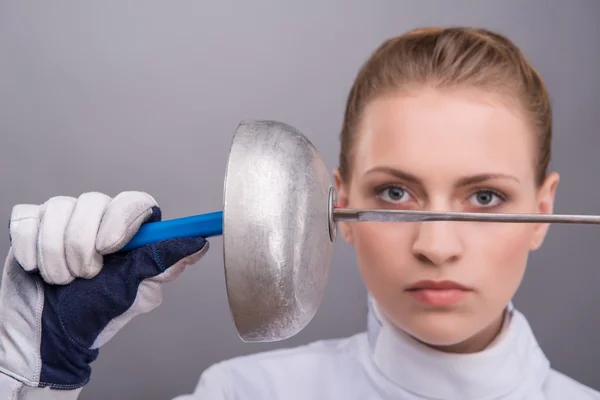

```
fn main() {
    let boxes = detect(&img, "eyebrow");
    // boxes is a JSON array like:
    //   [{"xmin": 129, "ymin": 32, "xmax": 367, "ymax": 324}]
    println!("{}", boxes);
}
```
[{"xmin": 363, "ymin": 166, "xmax": 520, "ymax": 187}]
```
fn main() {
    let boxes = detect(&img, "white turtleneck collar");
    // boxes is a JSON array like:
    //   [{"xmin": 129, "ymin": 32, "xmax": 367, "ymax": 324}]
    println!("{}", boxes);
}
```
[{"xmin": 364, "ymin": 295, "xmax": 551, "ymax": 399}]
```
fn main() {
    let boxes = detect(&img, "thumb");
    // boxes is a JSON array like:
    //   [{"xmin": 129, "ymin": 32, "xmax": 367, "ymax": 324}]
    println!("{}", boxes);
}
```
[
  {"xmin": 148, "ymin": 237, "xmax": 210, "ymax": 274},
  {"xmin": 100, "ymin": 236, "xmax": 209, "ymax": 287},
  {"xmin": 140, "ymin": 236, "xmax": 210, "ymax": 284}
]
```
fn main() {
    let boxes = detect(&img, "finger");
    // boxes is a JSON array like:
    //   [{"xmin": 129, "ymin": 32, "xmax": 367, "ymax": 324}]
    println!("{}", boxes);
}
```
[
  {"xmin": 147, "ymin": 237, "xmax": 209, "ymax": 283},
  {"xmin": 96, "ymin": 191, "xmax": 159, "ymax": 255},
  {"xmin": 37, "ymin": 196, "xmax": 77, "ymax": 285},
  {"xmin": 9, "ymin": 204, "xmax": 41, "ymax": 272},
  {"xmin": 64, "ymin": 192, "xmax": 111, "ymax": 279}
]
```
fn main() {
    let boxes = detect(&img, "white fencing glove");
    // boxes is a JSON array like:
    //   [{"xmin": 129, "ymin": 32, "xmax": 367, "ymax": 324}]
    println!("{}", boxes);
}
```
[{"xmin": 0, "ymin": 191, "xmax": 209, "ymax": 398}]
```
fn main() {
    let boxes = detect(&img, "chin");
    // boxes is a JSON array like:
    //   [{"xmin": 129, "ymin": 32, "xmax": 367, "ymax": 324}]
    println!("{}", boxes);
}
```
[
  {"xmin": 395, "ymin": 310, "xmax": 478, "ymax": 348},
  {"xmin": 410, "ymin": 329, "xmax": 474, "ymax": 349}
]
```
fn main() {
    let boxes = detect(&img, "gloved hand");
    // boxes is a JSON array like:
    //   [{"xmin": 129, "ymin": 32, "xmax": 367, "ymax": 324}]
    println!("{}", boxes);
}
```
[{"xmin": 0, "ymin": 191, "xmax": 209, "ymax": 397}]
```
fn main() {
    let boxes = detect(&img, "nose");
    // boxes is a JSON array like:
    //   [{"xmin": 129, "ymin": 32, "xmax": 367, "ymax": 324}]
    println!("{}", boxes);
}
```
[{"xmin": 411, "ymin": 220, "xmax": 463, "ymax": 266}]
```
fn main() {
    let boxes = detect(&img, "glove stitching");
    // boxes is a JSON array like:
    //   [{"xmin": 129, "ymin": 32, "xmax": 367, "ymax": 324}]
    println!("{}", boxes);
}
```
[
  {"xmin": 151, "ymin": 244, "xmax": 166, "ymax": 272},
  {"xmin": 57, "ymin": 311, "xmax": 95, "ymax": 355},
  {"xmin": 49, "ymin": 314, "xmax": 96, "ymax": 389},
  {"xmin": 0, "ymin": 365, "xmax": 38, "ymax": 387},
  {"xmin": 33, "ymin": 276, "xmax": 44, "ymax": 382},
  {"xmin": 38, "ymin": 377, "xmax": 90, "ymax": 390},
  {"xmin": 54, "ymin": 289, "xmax": 99, "ymax": 357},
  {"xmin": 10, "ymin": 216, "xmax": 38, "ymax": 222}
]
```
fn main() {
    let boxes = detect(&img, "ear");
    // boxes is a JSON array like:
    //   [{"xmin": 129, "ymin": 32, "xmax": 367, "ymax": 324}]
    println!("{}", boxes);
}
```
[
  {"xmin": 530, "ymin": 171, "xmax": 560, "ymax": 250},
  {"xmin": 333, "ymin": 168, "xmax": 354, "ymax": 244}
]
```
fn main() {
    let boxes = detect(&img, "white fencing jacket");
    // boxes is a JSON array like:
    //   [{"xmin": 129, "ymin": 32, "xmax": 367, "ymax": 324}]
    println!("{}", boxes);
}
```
[
  {"xmin": 178, "ymin": 299, "xmax": 600, "ymax": 400},
  {"xmin": 3, "ymin": 299, "xmax": 599, "ymax": 399}
]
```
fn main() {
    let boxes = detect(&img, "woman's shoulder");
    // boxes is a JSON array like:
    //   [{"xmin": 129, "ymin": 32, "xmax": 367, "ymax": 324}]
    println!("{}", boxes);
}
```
[
  {"xmin": 190, "ymin": 332, "xmax": 370, "ymax": 399},
  {"xmin": 543, "ymin": 368, "xmax": 600, "ymax": 399},
  {"xmin": 215, "ymin": 331, "xmax": 367, "ymax": 373}
]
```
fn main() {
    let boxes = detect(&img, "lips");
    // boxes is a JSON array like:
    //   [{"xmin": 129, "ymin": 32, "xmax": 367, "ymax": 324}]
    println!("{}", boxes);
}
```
[
  {"xmin": 406, "ymin": 280, "xmax": 470, "ymax": 291},
  {"xmin": 406, "ymin": 280, "xmax": 472, "ymax": 307}
]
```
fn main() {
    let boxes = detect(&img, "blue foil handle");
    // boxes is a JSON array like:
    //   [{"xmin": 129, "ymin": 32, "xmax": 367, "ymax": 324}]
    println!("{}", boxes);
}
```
[{"xmin": 119, "ymin": 211, "xmax": 223, "ymax": 252}]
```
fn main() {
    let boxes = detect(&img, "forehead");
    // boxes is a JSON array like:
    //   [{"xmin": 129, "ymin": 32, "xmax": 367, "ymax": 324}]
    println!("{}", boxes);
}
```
[{"xmin": 353, "ymin": 88, "xmax": 536, "ymax": 182}]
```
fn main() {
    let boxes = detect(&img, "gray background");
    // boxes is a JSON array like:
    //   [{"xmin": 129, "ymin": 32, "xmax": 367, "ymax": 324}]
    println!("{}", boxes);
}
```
[{"xmin": 1, "ymin": 0, "xmax": 599, "ymax": 398}]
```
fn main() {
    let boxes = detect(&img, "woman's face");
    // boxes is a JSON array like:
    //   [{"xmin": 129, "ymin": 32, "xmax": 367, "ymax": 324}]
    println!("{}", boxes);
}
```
[{"xmin": 333, "ymin": 87, "xmax": 559, "ymax": 353}]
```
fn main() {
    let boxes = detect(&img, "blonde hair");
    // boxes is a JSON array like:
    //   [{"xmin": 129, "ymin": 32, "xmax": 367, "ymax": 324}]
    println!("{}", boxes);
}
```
[{"xmin": 338, "ymin": 26, "xmax": 552, "ymax": 186}]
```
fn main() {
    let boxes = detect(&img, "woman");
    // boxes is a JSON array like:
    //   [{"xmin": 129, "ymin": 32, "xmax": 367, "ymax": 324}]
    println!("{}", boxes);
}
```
[
  {"xmin": 189, "ymin": 26, "xmax": 600, "ymax": 399},
  {"xmin": 1, "ymin": 27, "xmax": 598, "ymax": 399}
]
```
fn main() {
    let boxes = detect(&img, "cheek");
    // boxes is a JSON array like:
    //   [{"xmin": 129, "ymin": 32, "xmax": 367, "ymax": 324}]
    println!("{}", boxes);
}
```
[
  {"xmin": 350, "ymin": 222, "xmax": 414, "ymax": 290},
  {"xmin": 465, "ymin": 223, "xmax": 535, "ymax": 291}
]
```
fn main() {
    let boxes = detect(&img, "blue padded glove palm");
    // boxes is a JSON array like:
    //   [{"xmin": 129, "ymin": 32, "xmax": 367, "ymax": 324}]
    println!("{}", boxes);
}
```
[{"xmin": 0, "ymin": 191, "xmax": 209, "ymax": 396}]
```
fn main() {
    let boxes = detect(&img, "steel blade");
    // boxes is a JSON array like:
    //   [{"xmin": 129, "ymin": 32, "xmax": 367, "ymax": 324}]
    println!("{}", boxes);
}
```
[{"xmin": 332, "ymin": 208, "xmax": 600, "ymax": 225}]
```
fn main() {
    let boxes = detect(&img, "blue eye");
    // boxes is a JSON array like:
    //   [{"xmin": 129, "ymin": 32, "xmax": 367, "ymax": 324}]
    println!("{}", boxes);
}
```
[
  {"xmin": 378, "ymin": 186, "xmax": 410, "ymax": 203},
  {"xmin": 469, "ymin": 190, "xmax": 503, "ymax": 207}
]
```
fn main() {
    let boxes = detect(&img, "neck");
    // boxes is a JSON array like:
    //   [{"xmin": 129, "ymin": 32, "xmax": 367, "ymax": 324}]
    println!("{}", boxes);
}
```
[
  {"xmin": 420, "ymin": 309, "xmax": 507, "ymax": 354},
  {"xmin": 365, "ymin": 297, "xmax": 551, "ymax": 398}
]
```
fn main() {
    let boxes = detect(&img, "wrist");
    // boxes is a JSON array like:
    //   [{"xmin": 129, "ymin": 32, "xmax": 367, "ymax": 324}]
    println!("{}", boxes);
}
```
[
  {"xmin": 38, "ymin": 307, "xmax": 99, "ymax": 389},
  {"xmin": 0, "ymin": 372, "xmax": 84, "ymax": 399},
  {"xmin": 0, "ymin": 308, "xmax": 97, "ymax": 391},
  {"xmin": 32, "ymin": 286, "xmax": 100, "ymax": 390},
  {"xmin": 0, "ymin": 251, "xmax": 97, "ymax": 391}
]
